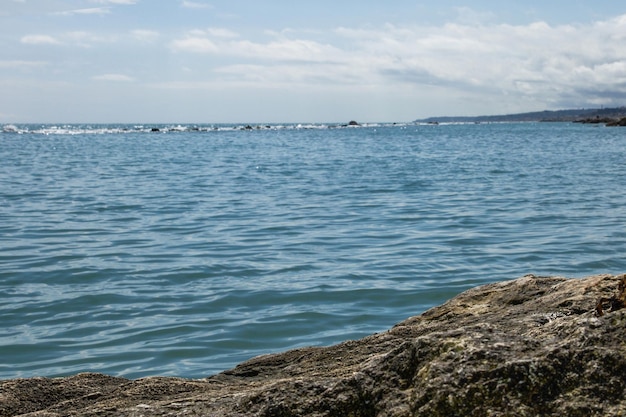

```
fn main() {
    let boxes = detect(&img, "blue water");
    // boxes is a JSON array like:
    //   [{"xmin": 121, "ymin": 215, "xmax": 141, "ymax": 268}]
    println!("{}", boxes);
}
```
[{"xmin": 1, "ymin": 122, "xmax": 625, "ymax": 380}]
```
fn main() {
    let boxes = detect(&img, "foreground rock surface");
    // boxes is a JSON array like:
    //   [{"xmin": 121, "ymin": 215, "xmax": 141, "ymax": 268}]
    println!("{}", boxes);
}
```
[{"xmin": 2, "ymin": 273, "xmax": 626, "ymax": 416}]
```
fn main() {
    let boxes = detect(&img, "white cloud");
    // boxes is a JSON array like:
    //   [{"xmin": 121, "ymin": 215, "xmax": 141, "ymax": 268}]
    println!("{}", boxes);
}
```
[
  {"xmin": 181, "ymin": 1, "xmax": 212, "ymax": 9},
  {"xmin": 330, "ymin": 15, "xmax": 626, "ymax": 105},
  {"xmin": 169, "ymin": 31, "xmax": 341, "ymax": 62},
  {"xmin": 164, "ymin": 12, "xmax": 626, "ymax": 111},
  {"xmin": 20, "ymin": 31, "xmax": 119, "ymax": 48},
  {"xmin": 54, "ymin": 7, "xmax": 111, "ymax": 16},
  {"xmin": 91, "ymin": 0, "xmax": 138, "ymax": 4},
  {"xmin": 169, "ymin": 37, "xmax": 219, "ymax": 53},
  {"xmin": 54, "ymin": 1, "xmax": 137, "ymax": 16},
  {"xmin": 20, "ymin": 35, "xmax": 61, "ymax": 45},
  {"xmin": 10, "ymin": 7, "xmax": 626, "ymax": 121},
  {"xmin": 231, "ymin": 38, "xmax": 342, "ymax": 62},
  {"xmin": 92, "ymin": 73, "xmax": 134, "ymax": 82}
]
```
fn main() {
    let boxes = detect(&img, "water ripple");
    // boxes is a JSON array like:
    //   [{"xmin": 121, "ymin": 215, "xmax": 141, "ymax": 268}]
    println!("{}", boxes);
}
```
[{"xmin": 2, "ymin": 123, "xmax": 626, "ymax": 379}]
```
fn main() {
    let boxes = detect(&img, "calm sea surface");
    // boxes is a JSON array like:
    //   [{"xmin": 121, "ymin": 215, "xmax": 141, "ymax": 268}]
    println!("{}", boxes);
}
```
[{"xmin": 1, "ymin": 122, "xmax": 625, "ymax": 379}]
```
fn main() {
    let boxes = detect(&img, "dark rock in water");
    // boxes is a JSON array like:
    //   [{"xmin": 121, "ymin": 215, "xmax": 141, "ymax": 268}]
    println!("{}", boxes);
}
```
[
  {"xmin": 606, "ymin": 117, "xmax": 626, "ymax": 127},
  {"xmin": 574, "ymin": 116, "xmax": 617, "ymax": 124},
  {"xmin": 2, "ymin": 273, "xmax": 626, "ymax": 416},
  {"xmin": 574, "ymin": 116, "xmax": 626, "ymax": 126},
  {"xmin": 150, "ymin": 128, "xmax": 160, "ymax": 132},
  {"xmin": 348, "ymin": 120, "xmax": 360, "ymax": 126}
]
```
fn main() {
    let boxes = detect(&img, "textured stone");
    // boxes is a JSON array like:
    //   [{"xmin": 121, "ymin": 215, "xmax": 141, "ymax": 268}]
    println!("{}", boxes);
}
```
[{"xmin": 2, "ymin": 273, "xmax": 626, "ymax": 416}]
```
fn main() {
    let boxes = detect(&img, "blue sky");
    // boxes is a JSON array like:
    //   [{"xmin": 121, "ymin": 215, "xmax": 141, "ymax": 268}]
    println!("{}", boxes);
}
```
[{"xmin": 2, "ymin": 1, "xmax": 626, "ymax": 123}]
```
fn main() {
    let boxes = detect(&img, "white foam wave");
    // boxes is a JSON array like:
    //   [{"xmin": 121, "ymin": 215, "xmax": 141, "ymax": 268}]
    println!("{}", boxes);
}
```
[{"xmin": 1, "ymin": 122, "xmax": 409, "ymax": 135}]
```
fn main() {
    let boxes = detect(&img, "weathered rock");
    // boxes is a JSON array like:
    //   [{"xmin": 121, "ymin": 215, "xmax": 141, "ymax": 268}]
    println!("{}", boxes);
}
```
[
  {"xmin": 2, "ymin": 273, "xmax": 626, "ymax": 416},
  {"xmin": 573, "ymin": 116, "xmax": 616, "ymax": 124},
  {"xmin": 606, "ymin": 117, "xmax": 626, "ymax": 127},
  {"xmin": 575, "ymin": 116, "xmax": 626, "ymax": 126}
]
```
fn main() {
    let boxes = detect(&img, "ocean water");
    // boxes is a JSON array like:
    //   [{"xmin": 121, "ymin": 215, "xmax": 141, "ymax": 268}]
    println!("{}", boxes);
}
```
[{"xmin": 1, "ymin": 122, "xmax": 625, "ymax": 380}]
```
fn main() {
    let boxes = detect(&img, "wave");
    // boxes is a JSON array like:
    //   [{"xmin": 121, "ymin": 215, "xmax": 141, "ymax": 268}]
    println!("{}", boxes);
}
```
[{"xmin": 1, "ymin": 122, "xmax": 403, "ymax": 135}]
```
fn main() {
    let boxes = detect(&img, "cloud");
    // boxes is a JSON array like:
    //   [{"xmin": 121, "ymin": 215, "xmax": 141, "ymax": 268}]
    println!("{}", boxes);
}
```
[
  {"xmin": 12, "ymin": 8, "xmax": 626, "ymax": 120},
  {"xmin": 66, "ymin": 31, "xmax": 113, "ymax": 43},
  {"xmin": 163, "ymin": 12, "xmax": 626, "ymax": 111},
  {"xmin": 54, "ymin": 1, "xmax": 137, "ymax": 16},
  {"xmin": 90, "ymin": 0, "xmax": 138, "ymax": 4},
  {"xmin": 54, "ymin": 7, "xmax": 111, "ymax": 16},
  {"xmin": 0, "ymin": 60, "xmax": 47, "ymax": 69},
  {"xmin": 204, "ymin": 28, "xmax": 239, "ymax": 39},
  {"xmin": 331, "ymin": 16, "xmax": 626, "ymax": 105},
  {"xmin": 169, "ymin": 31, "xmax": 341, "ymax": 62},
  {"xmin": 92, "ymin": 73, "xmax": 134, "ymax": 82},
  {"xmin": 26, "ymin": 29, "xmax": 160, "ymax": 48},
  {"xmin": 169, "ymin": 27, "xmax": 242, "ymax": 54},
  {"xmin": 20, "ymin": 31, "xmax": 119, "ymax": 48},
  {"xmin": 169, "ymin": 37, "xmax": 219, "ymax": 53},
  {"xmin": 181, "ymin": 1, "xmax": 212, "ymax": 9},
  {"xmin": 230, "ymin": 38, "xmax": 342, "ymax": 62},
  {"xmin": 20, "ymin": 35, "xmax": 61, "ymax": 45}
]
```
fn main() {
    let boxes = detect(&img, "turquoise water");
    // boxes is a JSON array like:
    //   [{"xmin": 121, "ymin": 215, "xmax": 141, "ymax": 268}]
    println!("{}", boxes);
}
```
[{"xmin": 1, "ymin": 122, "xmax": 625, "ymax": 379}]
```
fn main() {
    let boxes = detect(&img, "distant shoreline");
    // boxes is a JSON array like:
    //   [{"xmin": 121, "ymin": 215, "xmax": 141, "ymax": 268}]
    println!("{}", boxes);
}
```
[{"xmin": 415, "ymin": 106, "xmax": 626, "ymax": 124}]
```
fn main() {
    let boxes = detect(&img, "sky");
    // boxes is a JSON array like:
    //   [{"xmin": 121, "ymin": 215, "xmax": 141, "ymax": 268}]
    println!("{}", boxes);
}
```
[{"xmin": 2, "ymin": 1, "xmax": 626, "ymax": 123}]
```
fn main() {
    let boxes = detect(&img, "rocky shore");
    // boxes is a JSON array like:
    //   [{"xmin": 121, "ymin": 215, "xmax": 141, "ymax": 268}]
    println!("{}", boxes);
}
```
[
  {"xmin": 2, "ymin": 273, "xmax": 626, "ymax": 417},
  {"xmin": 574, "ymin": 116, "xmax": 626, "ymax": 126}
]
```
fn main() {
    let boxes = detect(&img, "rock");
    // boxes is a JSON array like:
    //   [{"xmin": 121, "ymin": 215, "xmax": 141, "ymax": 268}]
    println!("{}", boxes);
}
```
[
  {"xmin": 606, "ymin": 117, "xmax": 626, "ymax": 127},
  {"xmin": 573, "ymin": 116, "xmax": 616, "ymax": 124},
  {"xmin": 348, "ymin": 120, "xmax": 360, "ymax": 126},
  {"xmin": 2, "ymin": 273, "xmax": 626, "ymax": 416},
  {"xmin": 574, "ymin": 116, "xmax": 626, "ymax": 126}
]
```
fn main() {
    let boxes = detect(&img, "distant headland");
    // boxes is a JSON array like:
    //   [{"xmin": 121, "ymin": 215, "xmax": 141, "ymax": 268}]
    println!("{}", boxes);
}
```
[{"xmin": 415, "ymin": 106, "xmax": 626, "ymax": 125}]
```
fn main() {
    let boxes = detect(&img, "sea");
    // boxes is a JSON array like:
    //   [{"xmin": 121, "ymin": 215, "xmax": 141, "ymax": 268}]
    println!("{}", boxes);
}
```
[{"xmin": 1, "ymin": 121, "xmax": 625, "ymax": 380}]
